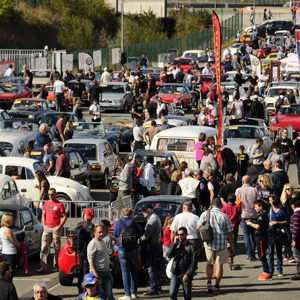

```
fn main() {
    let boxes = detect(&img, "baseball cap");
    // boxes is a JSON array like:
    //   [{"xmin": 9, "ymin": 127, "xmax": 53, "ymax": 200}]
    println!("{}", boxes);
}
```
[
  {"xmin": 141, "ymin": 203, "xmax": 153, "ymax": 211},
  {"xmin": 84, "ymin": 273, "xmax": 98, "ymax": 286},
  {"xmin": 84, "ymin": 208, "xmax": 94, "ymax": 220},
  {"xmin": 212, "ymin": 198, "xmax": 222, "ymax": 207}
]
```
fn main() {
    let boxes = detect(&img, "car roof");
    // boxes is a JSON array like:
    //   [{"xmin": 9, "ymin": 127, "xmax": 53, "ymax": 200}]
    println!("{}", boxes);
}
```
[
  {"xmin": 68, "ymin": 79, "xmax": 91, "ymax": 83},
  {"xmin": 100, "ymin": 82, "xmax": 128, "ymax": 86},
  {"xmin": 0, "ymin": 204, "xmax": 29, "ymax": 211},
  {"xmin": 0, "ymin": 174, "xmax": 15, "ymax": 185},
  {"xmin": 135, "ymin": 195, "xmax": 190, "ymax": 205},
  {"xmin": 14, "ymin": 98, "xmax": 46, "ymax": 102},
  {"xmin": 64, "ymin": 138, "xmax": 108, "ymax": 144},
  {"xmin": 31, "ymin": 147, "xmax": 82, "ymax": 154},
  {"xmin": 160, "ymin": 83, "xmax": 186, "ymax": 87},
  {"xmin": 0, "ymin": 157, "xmax": 40, "ymax": 164},
  {"xmin": 129, "ymin": 149, "xmax": 175, "ymax": 157}
]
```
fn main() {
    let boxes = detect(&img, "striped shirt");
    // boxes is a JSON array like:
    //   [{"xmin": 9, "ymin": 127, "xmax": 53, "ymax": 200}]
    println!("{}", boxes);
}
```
[
  {"xmin": 198, "ymin": 208, "xmax": 233, "ymax": 251},
  {"xmin": 290, "ymin": 208, "xmax": 300, "ymax": 243}
]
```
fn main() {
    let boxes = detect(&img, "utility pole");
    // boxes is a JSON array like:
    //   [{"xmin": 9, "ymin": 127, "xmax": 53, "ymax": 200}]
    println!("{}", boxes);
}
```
[{"xmin": 121, "ymin": 0, "xmax": 124, "ymax": 53}]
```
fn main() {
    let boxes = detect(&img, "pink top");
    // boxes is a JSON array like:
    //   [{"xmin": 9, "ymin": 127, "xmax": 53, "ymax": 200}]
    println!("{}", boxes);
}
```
[
  {"xmin": 195, "ymin": 141, "xmax": 205, "ymax": 161},
  {"xmin": 163, "ymin": 226, "xmax": 171, "ymax": 247},
  {"xmin": 222, "ymin": 204, "xmax": 241, "ymax": 228}
]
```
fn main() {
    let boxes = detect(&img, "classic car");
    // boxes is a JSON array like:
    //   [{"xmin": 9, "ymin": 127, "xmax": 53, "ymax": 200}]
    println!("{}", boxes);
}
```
[
  {"xmin": 30, "ymin": 69, "xmax": 51, "ymax": 95},
  {"xmin": 169, "ymin": 57, "xmax": 199, "ymax": 72},
  {"xmin": 240, "ymin": 32, "xmax": 264, "ymax": 47},
  {"xmin": 100, "ymin": 82, "xmax": 134, "ymax": 112},
  {"xmin": 222, "ymin": 43, "xmax": 252, "ymax": 58},
  {"xmin": 111, "ymin": 71, "xmax": 123, "ymax": 82},
  {"xmin": 154, "ymin": 83, "xmax": 192, "ymax": 110},
  {"xmin": 39, "ymin": 112, "xmax": 79, "ymax": 127},
  {"xmin": 182, "ymin": 50, "xmax": 208, "ymax": 62},
  {"xmin": 7, "ymin": 98, "xmax": 52, "ymax": 122},
  {"xmin": 198, "ymin": 74, "xmax": 214, "ymax": 95},
  {"xmin": 0, "ymin": 83, "xmax": 33, "ymax": 109},
  {"xmin": 42, "ymin": 86, "xmax": 71, "ymax": 110},
  {"xmin": 256, "ymin": 44, "xmax": 278, "ymax": 59}
]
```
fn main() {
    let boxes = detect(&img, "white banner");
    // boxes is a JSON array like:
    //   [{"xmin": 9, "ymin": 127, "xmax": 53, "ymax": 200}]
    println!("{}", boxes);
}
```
[
  {"xmin": 35, "ymin": 57, "xmax": 47, "ymax": 70},
  {"xmin": 84, "ymin": 53, "xmax": 94, "ymax": 73},
  {"xmin": 62, "ymin": 54, "xmax": 73, "ymax": 71},
  {"xmin": 93, "ymin": 50, "xmax": 102, "ymax": 67},
  {"xmin": 112, "ymin": 48, "xmax": 120, "ymax": 64},
  {"xmin": 249, "ymin": 54, "xmax": 261, "ymax": 76},
  {"xmin": 78, "ymin": 52, "xmax": 86, "ymax": 70}
]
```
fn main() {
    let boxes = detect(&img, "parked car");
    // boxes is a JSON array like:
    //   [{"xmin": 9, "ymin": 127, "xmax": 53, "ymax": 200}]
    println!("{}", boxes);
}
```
[
  {"xmin": 0, "ymin": 204, "xmax": 43, "ymax": 258},
  {"xmin": 39, "ymin": 112, "xmax": 79, "ymax": 127},
  {"xmin": 169, "ymin": 57, "xmax": 199, "ymax": 72},
  {"xmin": 63, "ymin": 138, "xmax": 117, "ymax": 188},
  {"xmin": 0, "ymin": 175, "xmax": 24, "ymax": 206},
  {"xmin": 30, "ymin": 147, "xmax": 91, "ymax": 188},
  {"xmin": 256, "ymin": 44, "xmax": 278, "ymax": 59},
  {"xmin": 198, "ymin": 74, "xmax": 214, "ymax": 96},
  {"xmin": 274, "ymin": 30, "xmax": 291, "ymax": 38},
  {"xmin": 222, "ymin": 43, "xmax": 252, "ymax": 58},
  {"xmin": 182, "ymin": 50, "xmax": 208, "ymax": 62},
  {"xmin": 240, "ymin": 32, "xmax": 264, "ymax": 47},
  {"xmin": 0, "ymin": 157, "xmax": 91, "ymax": 213},
  {"xmin": 42, "ymin": 86, "xmax": 70, "ymax": 110},
  {"xmin": 111, "ymin": 71, "xmax": 123, "ymax": 82},
  {"xmin": 30, "ymin": 69, "xmax": 51, "ymax": 96},
  {"xmin": 0, "ymin": 109, "xmax": 11, "ymax": 121},
  {"xmin": 0, "ymin": 83, "xmax": 33, "ymax": 109}
]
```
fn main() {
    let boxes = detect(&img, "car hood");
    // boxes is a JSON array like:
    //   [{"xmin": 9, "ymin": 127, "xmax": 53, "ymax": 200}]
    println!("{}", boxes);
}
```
[
  {"xmin": 158, "ymin": 94, "xmax": 181, "ymax": 101},
  {"xmin": 8, "ymin": 109, "xmax": 39, "ymax": 116},
  {"xmin": 102, "ymin": 93, "xmax": 124, "ymax": 100},
  {"xmin": 0, "ymin": 93, "xmax": 17, "ymax": 98},
  {"xmin": 225, "ymin": 138, "xmax": 255, "ymax": 154}
]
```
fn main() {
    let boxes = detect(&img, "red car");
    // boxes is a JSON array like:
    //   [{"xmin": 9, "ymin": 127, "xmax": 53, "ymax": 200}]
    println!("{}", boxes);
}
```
[
  {"xmin": 198, "ymin": 74, "xmax": 214, "ymax": 95},
  {"xmin": 0, "ymin": 83, "xmax": 33, "ymax": 109},
  {"xmin": 210, "ymin": 59, "xmax": 229, "ymax": 72},
  {"xmin": 256, "ymin": 44, "xmax": 278, "ymax": 59},
  {"xmin": 153, "ymin": 83, "xmax": 192, "ymax": 109},
  {"xmin": 169, "ymin": 57, "xmax": 198, "ymax": 72},
  {"xmin": 40, "ymin": 86, "xmax": 71, "ymax": 110},
  {"xmin": 270, "ymin": 104, "xmax": 300, "ymax": 133}
]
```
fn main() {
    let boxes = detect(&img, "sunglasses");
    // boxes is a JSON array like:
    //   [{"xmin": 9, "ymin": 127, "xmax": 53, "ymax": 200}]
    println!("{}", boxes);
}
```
[
  {"xmin": 85, "ymin": 284, "xmax": 96, "ymax": 288},
  {"xmin": 48, "ymin": 193, "xmax": 55, "ymax": 196},
  {"xmin": 286, "ymin": 188, "xmax": 293, "ymax": 191},
  {"xmin": 177, "ymin": 234, "xmax": 185, "ymax": 236}
]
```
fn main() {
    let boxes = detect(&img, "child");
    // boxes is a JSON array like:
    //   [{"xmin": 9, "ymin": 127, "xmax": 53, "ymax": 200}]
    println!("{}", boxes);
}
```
[
  {"xmin": 237, "ymin": 145, "xmax": 249, "ymax": 180},
  {"xmin": 161, "ymin": 215, "xmax": 173, "ymax": 279},
  {"xmin": 245, "ymin": 200, "xmax": 271, "ymax": 280},
  {"xmin": 222, "ymin": 194, "xmax": 241, "ymax": 263}
]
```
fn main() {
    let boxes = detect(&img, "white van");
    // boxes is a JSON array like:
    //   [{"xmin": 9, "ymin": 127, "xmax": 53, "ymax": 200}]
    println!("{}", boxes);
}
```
[{"xmin": 150, "ymin": 126, "xmax": 218, "ymax": 169}]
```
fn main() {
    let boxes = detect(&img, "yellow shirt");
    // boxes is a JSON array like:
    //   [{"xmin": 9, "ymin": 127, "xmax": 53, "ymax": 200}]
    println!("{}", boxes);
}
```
[{"xmin": 86, "ymin": 294, "xmax": 99, "ymax": 300}]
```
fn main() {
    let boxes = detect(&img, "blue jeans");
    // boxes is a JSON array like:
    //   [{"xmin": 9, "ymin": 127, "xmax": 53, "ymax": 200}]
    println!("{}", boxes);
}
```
[
  {"xmin": 241, "ymin": 218, "xmax": 256, "ymax": 259},
  {"xmin": 146, "ymin": 244, "xmax": 161, "ymax": 292},
  {"xmin": 250, "ymin": 18, "xmax": 254, "ymax": 25},
  {"xmin": 223, "ymin": 107, "xmax": 227, "ymax": 124},
  {"xmin": 118, "ymin": 248, "xmax": 139, "ymax": 296},
  {"xmin": 259, "ymin": 86, "xmax": 266, "ymax": 96},
  {"xmin": 97, "ymin": 270, "xmax": 111, "ymax": 296},
  {"xmin": 292, "ymin": 14, "xmax": 296, "ymax": 24},
  {"xmin": 2, "ymin": 253, "xmax": 18, "ymax": 281},
  {"xmin": 170, "ymin": 273, "xmax": 192, "ymax": 300},
  {"xmin": 284, "ymin": 158, "xmax": 290, "ymax": 173},
  {"xmin": 268, "ymin": 242, "xmax": 283, "ymax": 274},
  {"xmin": 296, "ymin": 156, "xmax": 300, "ymax": 185}
]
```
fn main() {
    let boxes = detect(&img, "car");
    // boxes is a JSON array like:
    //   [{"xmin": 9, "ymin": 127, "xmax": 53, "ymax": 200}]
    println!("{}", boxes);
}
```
[
  {"xmin": 222, "ymin": 43, "xmax": 252, "ymax": 58},
  {"xmin": 0, "ymin": 109, "xmax": 11, "ymax": 121},
  {"xmin": 270, "ymin": 104, "xmax": 300, "ymax": 133},
  {"xmin": 0, "ymin": 83, "xmax": 33, "ymax": 109},
  {"xmin": 0, "ymin": 204, "xmax": 43, "ymax": 258},
  {"xmin": 274, "ymin": 30, "xmax": 291, "ymax": 38},
  {"xmin": 100, "ymin": 82, "xmax": 134, "ymax": 112},
  {"xmin": 7, "ymin": 98, "xmax": 53, "ymax": 122},
  {"xmin": 0, "ymin": 175, "xmax": 24, "ymax": 206},
  {"xmin": 264, "ymin": 85, "xmax": 300, "ymax": 113},
  {"xmin": 164, "ymin": 103, "xmax": 192, "ymax": 125},
  {"xmin": 142, "ymin": 118, "xmax": 186, "ymax": 129},
  {"xmin": 0, "ymin": 157, "xmax": 92, "ymax": 213},
  {"xmin": 71, "ymin": 122, "xmax": 121, "ymax": 154},
  {"xmin": 30, "ymin": 147, "xmax": 91, "ymax": 188},
  {"xmin": 140, "ymin": 68, "xmax": 162, "ymax": 75},
  {"xmin": 169, "ymin": 57, "xmax": 198, "ymax": 72},
  {"xmin": 39, "ymin": 112, "xmax": 79, "ymax": 127},
  {"xmin": 182, "ymin": 50, "xmax": 208, "ymax": 62},
  {"xmin": 198, "ymin": 74, "xmax": 214, "ymax": 96},
  {"xmin": 154, "ymin": 83, "xmax": 192, "ymax": 110},
  {"xmin": 42, "ymin": 86, "xmax": 71, "ymax": 110},
  {"xmin": 223, "ymin": 118, "xmax": 272, "ymax": 159},
  {"xmin": 261, "ymin": 57, "xmax": 278, "ymax": 68},
  {"xmin": 30, "ymin": 69, "xmax": 51, "ymax": 96},
  {"xmin": 240, "ymin": 32, "xmax": 264, "ymax": 47},
  {"xmin": 110, "ymin": 149, "xmax": 180, "ymax": 201},
  {"xmin": 63, "ymin": 138, "xmax": 117, "ymax": 188},
  {"xmin": 271, "ymin": 35, "xmax": 288, "ymax": 48},
  {"xmin": 68, "ymin": 79, "xmax": 92, "ymax": 106},
  {"xmin": 256, "ymin": 44, "xmax": 278, "ymax": 59}
]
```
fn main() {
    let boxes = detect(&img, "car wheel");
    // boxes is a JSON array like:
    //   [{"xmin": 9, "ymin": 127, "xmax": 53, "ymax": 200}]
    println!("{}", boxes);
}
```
[
  {"xmin": 114, "ymin": 142, "xmax": 120, "ymax": 155},
  {"xmin": 59, "ymin": 268, "xmax": 73, "ymax": 286},
  {"xmin": 100, "ymin": 170, "xmax": 109, "ymax": 189},
  {"xmin": 56, "ymin": 193, "xmax": 72, "ymax": 214}
]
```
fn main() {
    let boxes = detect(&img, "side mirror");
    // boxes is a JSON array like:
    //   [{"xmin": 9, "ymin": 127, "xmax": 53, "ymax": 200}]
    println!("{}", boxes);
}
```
[{"xmin": 23, "ymin": 225, "xmax": 34, "ymax": 231}]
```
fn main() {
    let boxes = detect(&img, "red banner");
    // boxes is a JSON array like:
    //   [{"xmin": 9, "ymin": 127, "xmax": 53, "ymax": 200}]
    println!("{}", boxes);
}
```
[
  {"xmin": 0, "ymin": 61, "xmax": 15, "ymax": 76},
  {"xmin": 212, "ymin": 11, "xmax": 223, "ymax": 145}
]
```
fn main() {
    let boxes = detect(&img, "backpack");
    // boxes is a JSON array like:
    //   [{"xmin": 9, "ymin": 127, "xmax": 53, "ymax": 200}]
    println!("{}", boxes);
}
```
[
  {"xmin": 50, "ymin": 125, "xmax": 60, "ymax": 139},
  {"xmin": 119, "ymin": 219, "xmax": 137, "ymax": 250},
  {"xmin": 199, "ymin": 210, "xmax": 214, "ymax": 242},
  {"xmin": 276, "ymin": 97, "xmax": 284, "ymax": 110},
  {"xmin": 73, "ymin": 221, "xmax": 94, "ymax": 252}
]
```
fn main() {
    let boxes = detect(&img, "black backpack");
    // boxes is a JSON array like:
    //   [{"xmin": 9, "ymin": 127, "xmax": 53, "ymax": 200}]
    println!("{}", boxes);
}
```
[
  {"xmin": 119, "ymin": 219, "xmax": 137, "ymax": 250},
  {"xmin": 276, "ymin": 97, "xmax": 284, "ymax": 110},
  {"xmin": 73, "ymin": 221, "xmax": 94, "ymax": 252}
]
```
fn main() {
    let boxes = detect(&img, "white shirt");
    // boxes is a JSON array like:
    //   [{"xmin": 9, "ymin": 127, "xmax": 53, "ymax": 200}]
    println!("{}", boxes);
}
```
[
  {"xmin": 4, "ymin": 68, "xmax": 14, "ymax": 77},
  {"xmin": 202, "ymin": 67, "xmax": 212, "ymax": 75},
  {"xmin": 156, "ymin": 103, "xmax": 166, "ymax": 116},
  {"xmin": 89, "ymin": 104, "xmax": 101, "ymax": 119},
  {"xmin": 170, "ymin": 211, "xmax": 200, "ymax": 240},
  {"xmin": 133, "ymin": 126, "xmax": 143, "ymax": 141},
  {"xmin": 101, "ymin": 71, "xmax": 112, "ymax": 83},
  {"xmin": 179, "ymin": 177, "xmax": 200, "ymax": 198},
  {"xmin": 258, "ymin": 75, "xmax": 269, "ymax": 88},
  {"xmin": 54, "ymin": 80, "xmax": 65, "ymax": 93},
  {"xmin": 142, "ymin": 163, "xmax": 155, "ymax": 191}
]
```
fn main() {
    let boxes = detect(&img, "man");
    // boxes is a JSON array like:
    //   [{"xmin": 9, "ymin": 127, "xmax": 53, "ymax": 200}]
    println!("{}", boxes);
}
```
[
  {"xmin": 49, "ymin": 67, "xmax": 60, "ymax": 86},
  {"xmin": 251, "ymin": 29, "xmax": 259, "ymax": 49},
  {"xmin": 170, "ymin": 201, "xmax": 200, "ymax": 249},
  {"xmin": 73, "ymin": 100, "xmax": 84, "ymax": 121},
  {"xmin": 133, "ymin": 119, "xmax": 144, "ymax": 150},
  {"xmin": 113, "ymin": 156, "xmax": 132, "ymax": 199},
  {"xmin": 62, "ymin": 69, "xmax": 74, "ymax": 87},
  {"xmin": 277, "ymin": 47, "xmax": 285, "ymax": 60},
  {"xmin": 70, "ymin": 78, "xmax": 86, "ymax": 105},
  {"xmin": 270, "ymin": 159, "xmax": 289, "ymax": 196},
  {"xmin": 113, "ymin": 208, "xmax": 143, "ymax": 300},
  {"xmin": 199, "ymin": 144, "xmax": 218, "ymax": 173},
  {"xmin": 286, "ymin": 88, "xmax": 296, "ymax": 104},
  {"xmin": 224, "ymin": 60, "xmax": 233, "ymax": 72},
  {"xmin": 221, "ymin": 86, "xmax": 229, "ymax": 123},
  {"xmin": 215, "ymin": 145, "xmax": 237, "ymax": 176},
  {"xmin": 235, "ymin": 175, "xmax": 257, "ymax": 261},
  {"xmin": 291, "ymin": 5, "xmax": 297, "ymax": 24},
  {"xmin": 146, "ymin": 73, "xmax": 156, "ymax": 99},
  {"xmin": 55, "ymin": 145, "xmax": 71, "ymax": 178},
  {"xmin": 197, "ymin": 198, "xmax": 234, "ymax": 294},
  {"xmin": 73, "ymin": 208, "xmax": 95, "ymax": 294},
  {"xmin": 204, "ymin": 167, "xmax": 220, "ymax": 205},
  {"xmin": 260, "ymin": 159, "xmax": 273, "ymax": 175},
  {"xmin": 161, "ymin": 116, "xmax": 170, "ymax": 130},
  {"xmin": 53, "ymin": 76, "xmax": 65, "ymax": 112},
  {"xmin": 141, "ymin": 156, "xmax": 155, "ymax": 197},
  {"xmin": 56, "ymin": 113, "xmax": 67, "ymax": 143},
  {"xmin": 87, "ymin": 225, "xmax": 111, "ymax": 296},
  {"xmin": 202, "ymin": 63, "xmax": 212, "ymax": 75},
  {"xmin": 31, "ymin": 283, "xmax": 62, "ymax": 300},
  {"xmin": 276, "ymin": 128, "xmax": 293, "ymax": 172},
  {"xmin": 258, "ymin": 69, "xmax": 269, "ymax": 96},
  {"xmin": 131, "ymin": 97, "xmax": 144, "ymax": 124},
  {"xmin": 101, "ymin": 67, "xmax": 112, "ymax": 83},
  {"xmin": 85, "ymin": 67, "xmax": 95, "ymax": 81},
  {"xmin": 143, "ymin": 120, "xmax": 162, "ymax": 146},
  {"xmin": 37, "ymin": 188, "xmax": 67, "ymax": 273},
  {"xmin": 4, "ymin": 64, "xmax": 14, "ymax": 77},
  {"xmin": 183, "ymin": 69, "xmax": 193, "ymax": 89},
  {"xmin": 175, "ymin": 68, "xmax": 185, "ymax": 83},
  {"xmin": 243, "ymin": 92, "xmax": 252, "ymax": 117},
  {"xmin": 207, "ymin": 48, "xmax": 215, "ymax": 65},
  {"xmin": 197, "ymin": 107, "xmax": 207, "ymax": 125},
  {"xmin": 88, "ymin": 79, "xmax": 102, "ymax": 103},
  {"xmin": 0, "ymin": 261, "xmax": 18, "ymax": 300},
  {"xmin": 138, "ymin": 204, "xmax": 162, "ymax": 296},
  {"xmin": 219, "ymin": 173, "xmax": 239, "ymax": 205},
  {"xmin": 225, "ymin": 50, "xmax": 232, "ymax": 60},
  {"xmin": 290, "ymin": 197, "xmax": 300, "ymax": 280},
  {"xmin": 167, "ymin": 227, "xmax": 198, "ymax": 300},
  {"xmin": 89, "ymin": 99, "xmax": 101, "ymax": 122},
  {"xmin": 249, "ymin": 95, "xmax": 264, "ymax": 119},
  {"xmin": 194, "ymin": 169, "xmax": 210, "ymax": 211},
  {"xmin": 43, "ymin": 144, "xmax": 55, "ymax": 175}
]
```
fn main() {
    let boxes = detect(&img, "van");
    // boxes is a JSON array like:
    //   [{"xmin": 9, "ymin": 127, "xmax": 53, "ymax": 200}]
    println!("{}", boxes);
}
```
[
  {"xmin": 150, "ymin": 126, "xmax": 218, "ymax": 169},
  {"xmin": 182, "ymin": 50, "xmax": 207, "ymax": 62}
]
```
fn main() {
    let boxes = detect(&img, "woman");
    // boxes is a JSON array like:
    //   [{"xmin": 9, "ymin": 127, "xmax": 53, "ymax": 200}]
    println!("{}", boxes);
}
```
[
  {"xmin": 167, "ymin": 170, "xmax": 182, "ymax": 195},
  {"xmin": 159, "ymin": 160, "xmax": 172, "ymax": 195},
  {"xmin": 64, "ymin": 121, "xmax": 73, "ymax": 141},
  {"xmin": 0, "ymin": 213, "xmax": 21, "ymax": 280},
  {"xmin": 160, "ymin": 67, "xmax": 168, "ymax": 84},
  {"xmin": 39, "ymin": 84, "xmax": 48, "ymax": 100},
  {"xmin": 281, "ymin": 184, "xmax": 296, "ymax": 263},
  {"xmin": 195, "ymin": 133, "xmax": 206, "ymax": 168},
  {"xmin": 23, "ymin": 147, "xmax": 31, "ymax": 158},
  {"xmin": 256, "ymin": 174, "xmax": 274, "ymax": 204},
  {"xmin": 206, "ymin": 136, "xmax": 215, "ymax": 154},
  {"xmin": 234, "ymin": 68, "xmax": 244, "ymax": 86},
  {"xmin": 230, "ymin": 95, "xmax": 244, "ymax": 119},
  {"xmin": 34, "ymin": 170, "xmax": 50, "ymax": 222},
  {"xmin": 178, "ymin": 161, "xmax": 188, "ymax": 178},
  {"xmin": 36, "ymin": 123, "xmax": 51, "ymax": 147},
  {"xmin": 193, "ymin": 103, "xmax": 203, "ymax": 125}
]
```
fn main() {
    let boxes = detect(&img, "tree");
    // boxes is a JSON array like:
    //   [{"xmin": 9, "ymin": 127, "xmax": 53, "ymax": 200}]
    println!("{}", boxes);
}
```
[{"xmin": 0, "ymin": 0, "xmax": 13, "ymax": 22}]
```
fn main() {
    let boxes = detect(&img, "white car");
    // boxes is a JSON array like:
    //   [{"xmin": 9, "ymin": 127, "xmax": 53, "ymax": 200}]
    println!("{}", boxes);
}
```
[
  {"xmin": 0, "ymin": 174, "xmax": 24, "ymax": 205},
  {"xmin": 222, "ymin": 43, "xmax": 251, "ymax": 59},
  {"xmin": 143, "ymin": 118, "xmax": 187, "ymax": 129},
  {"xmin": 0, "ymin": 157, "xmax": 91, "ymax": 213},
  {"xmin": 30, "ymin": 69, "xmax": 51, "ymax": 95},
  {"xmin": 274, "ymin": 30, "xmax": 291, "ymax": 38}
]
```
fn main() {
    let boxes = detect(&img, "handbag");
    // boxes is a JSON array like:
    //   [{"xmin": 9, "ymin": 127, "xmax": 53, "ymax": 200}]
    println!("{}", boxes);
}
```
[
  {"xmin": 199, "ymin": 210, "xmax": 213, "ymax": 242},
  {"xmin": 166, "ymin": 257, "xmax": 175, "ymax": 279}
]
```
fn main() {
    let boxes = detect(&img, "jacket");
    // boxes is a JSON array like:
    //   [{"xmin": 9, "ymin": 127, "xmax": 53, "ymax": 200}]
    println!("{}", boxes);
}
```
[
  {"xmin": 18, "ymin": 242, "xmax": 29, "ymax": 274},
  {"xmin": 159, "ymin": 168, "xmax": 171, "ymax": 195},
  {"xmin": 0, "ymin": 277, "xmax": 18, "ymax": 300},
  {"xmin": 75, "ymin": 290, "xmax": 111, "ymax": 300},
  {"xmin": 179, "ymin": 177, "xmax": 200, "ymax": 198},
  {"xmin": 167, "ymin": 181, "xmax": 182, "ymax": 196},
  {"xmin": 270, "ymin": 170, "xmax": 289, "ymax": 195},
  {"xmin": 249, "ymin": 100, "xmax": 264, "ymax": 119},
  {"xmin": 250, "ymin": 145, "xmax": 264, "ymax": 166},
  {"xmin": 118, "ymin": 163, "xmax": 132, "ymax": 191},
  {"xmin": 167, "ymin": 241, "xmax": 198, "ymax": 278},
  {"xmin": 290, "ymin": 209, "xmax": 300, "ymax": 249},
  {"xmin": 29, "ymin": 294, "xmax": 62, "ymax": 300}
]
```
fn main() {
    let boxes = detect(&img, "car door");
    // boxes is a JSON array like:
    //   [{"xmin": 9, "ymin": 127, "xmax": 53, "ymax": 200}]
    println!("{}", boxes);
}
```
[
  {"xmin": 75, "ymin": 151, "xmax": 89, "ymax": 184},
  {"xmin": 20, "ymin": 209, "xmax": 36, "ymax": 254},
  {"xmin": 101, "ymin": 142, "xmax": 115, "ymax": 175},
  {"xmin": 67, "ymin": 151, "xmax": 81, "ymax": 184},
  {"xmin": 0, "ymin": 181, "xmax": 16, "ymax": 205}
]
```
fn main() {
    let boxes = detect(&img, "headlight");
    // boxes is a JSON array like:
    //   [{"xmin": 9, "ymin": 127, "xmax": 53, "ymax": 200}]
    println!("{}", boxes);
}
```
[
  {"xmin": 271, "ymin": 118, "xmax": 277, "ymax": 124},
  {"xmin": 28, "ymin": 114, "xmax": 35, "ymax": 119},
  {"xmin": 174, "ymin": 99, "xmax": 179, "ymax": 103},
  {"xmin": 155, "ymin": 185, "xmax": 160, "ymax": 191}
]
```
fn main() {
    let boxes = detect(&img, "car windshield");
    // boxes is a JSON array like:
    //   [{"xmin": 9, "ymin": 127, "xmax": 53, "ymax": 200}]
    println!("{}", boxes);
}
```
[
  {"xmin": 183, "ymin": 53, "xmax": 198, "ymax": 59},
  {"xmin": 0, "ymin": 120, "xmax": 38, "ymax": 131},
  {"xmin": 224, "ymin": 126, "xmax": 260, "ymax": 139},
  {"xmin": 0, "ymin": 142, "xmax": 13, "ymax": 155},
  {"xmin": 64, "ymin": 144, "xmax": 97, "ymax": 160},
  {"xmin": 159, "ymin": 85, "xmax": 183, "ymax": 95},
  {"xmin": 0, "ymin": 85, "xmax": 20, "ymax": 93},
  {"xmin": 31, "ymin": 71, "xmax": 51, "ymax": 77},
  {"xmin": 171, "ymin": 59, "xmax": 191, "ymax": 65},
  {"xmin": 146, "ymin": 74, "xmax": 160, "ymax": 81},
  {"xmin": 101, "ymin": 85, "xmax": 125, "ymax": 93},
  {"xmin": 33, "ymin": 162, "xmax": 47, "ymax": 175},
  {"xmin": 278, "ymin": 105, "xmax": 300, "ymax": 115},
  {"xmin": 157, "ymin": 138, "xmax": 195, "ymax": 152},
  {"xmin": 12, "ymin": 100, "xmax": 42, "ymax": 110},
  {"xmin": 200, "ymin": 76, "xmax": 213, "ymax": 82},
  {"xmin": 40, "ymin": 114, "xmax": 76, "ymax": 127},
  {"xmin": 0, "ymin": 210, "xmax": 21, "ymax": 229},
  {"xmin": 112, "ymin": 73, "xmax": 120, "ymax": 79},
  {"xmin": 267, "ymin": 89, "xmax": 287, "ymax": 97},
  {"xmin": 134, "ymin": 202, "xmax": 181, "ymax": 219},
  {"xmin": 73, "ymin": 122, "xmax": 106, "ymax": 136}
]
